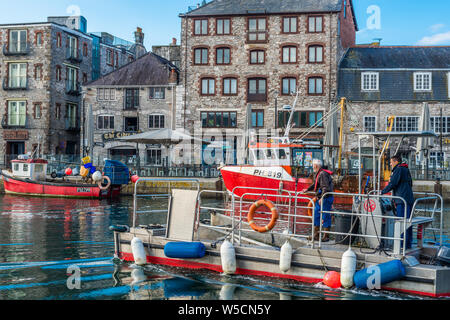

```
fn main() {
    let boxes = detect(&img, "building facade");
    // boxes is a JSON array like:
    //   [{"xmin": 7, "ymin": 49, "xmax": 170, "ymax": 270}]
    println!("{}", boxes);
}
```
[
  {"xmin": 82, "ymin": 52, "xmax": 179, "ymax": 166},
  {"xmin": 0, "ymin": 16, "xmax": 146, "ymax": 166},
  {"xmin": 338, "ymin": 46, "xmax": 450, "ymax": 170},
  {"xmin": 178, "ymin": 0, "xmax": 357, "ymax": 165}
]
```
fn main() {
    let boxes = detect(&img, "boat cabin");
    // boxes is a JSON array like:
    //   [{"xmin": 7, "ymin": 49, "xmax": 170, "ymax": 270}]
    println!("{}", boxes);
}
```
[
  {"xmin": 11, "ymin": 157, "xmax": 48, "ymax": 181},
  {"xmin": 249, "ymin": 137, "xmax": 309, "ymax": 167}
]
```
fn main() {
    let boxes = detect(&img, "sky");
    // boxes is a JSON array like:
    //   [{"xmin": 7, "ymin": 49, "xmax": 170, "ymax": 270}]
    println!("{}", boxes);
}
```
[{"xmin": 0, "ymin": 0, "xmax": 449, "ymax": 48}]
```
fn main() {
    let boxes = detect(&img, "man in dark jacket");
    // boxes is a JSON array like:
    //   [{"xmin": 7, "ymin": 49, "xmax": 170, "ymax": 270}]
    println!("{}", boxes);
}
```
[
  {"xmin": 303, "ymin": 159, "xmax": 334, "ymax": 242},
  {"xmin": 381, "ymin": 154, "xmax": 414, "ymax": 249}
]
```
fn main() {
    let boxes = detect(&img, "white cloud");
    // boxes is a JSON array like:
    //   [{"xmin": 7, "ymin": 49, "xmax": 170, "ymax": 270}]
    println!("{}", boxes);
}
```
[
  {"xmin": 417, "ymin": 31, "xmax": 450, "ymax": 45},
  {"xmin": 429, "ymin": 23, "xmax": 445, "ymax": 33}
]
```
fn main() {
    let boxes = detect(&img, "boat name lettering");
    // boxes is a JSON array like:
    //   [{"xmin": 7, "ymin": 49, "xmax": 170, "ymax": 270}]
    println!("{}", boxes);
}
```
[
  {"xmin": 253, "ymin": 169, "xmax": 282, "ymax": 179},
  {"xmin": 77, "ymin": 187, "xmax": 91, "ymax": 193}
]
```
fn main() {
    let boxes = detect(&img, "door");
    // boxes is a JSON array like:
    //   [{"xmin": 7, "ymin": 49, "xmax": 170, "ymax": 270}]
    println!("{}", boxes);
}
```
[{"xmin": 6, "ymin": 142, "xmax": 25, "ymax": 164}]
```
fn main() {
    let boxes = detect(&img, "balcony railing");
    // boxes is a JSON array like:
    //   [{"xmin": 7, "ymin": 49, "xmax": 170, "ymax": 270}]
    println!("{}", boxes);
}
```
[
  {"xmin": 1, "ymin": 115, "xmax": 29, "ymax": 129},
  {"xmin": 3, "ymin": 42, "xmax": 31, "ymax": 56},
  {"xmin": 66, "ymin": 47, "xmax": 83, "ymax": 63},
  {"xmin": 66, "ymin": 80, "xmax": 81, "ymax": 96},
  {"xmin": 2, "ymin": 78, "xmax": 28, "ymax": 90},
  {"xmin": 65, "ymin": 117, "xmax": 80, "ymax": 131}
]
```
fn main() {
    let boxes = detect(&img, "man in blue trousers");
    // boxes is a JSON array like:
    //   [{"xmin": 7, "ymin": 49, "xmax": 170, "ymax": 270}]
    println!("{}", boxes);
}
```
[
  {"xmin": 381, "ymin": 154, "xmax": 414, "ymax": 249},
  {"xmin": 303, "ymin": 159, "xmax": 334, "ymax": 242}
]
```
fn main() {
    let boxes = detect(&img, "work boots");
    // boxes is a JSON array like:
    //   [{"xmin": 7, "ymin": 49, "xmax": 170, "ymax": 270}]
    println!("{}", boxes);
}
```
[
  {"xmin": 308, "ymin": 226, "xmax": 320, "ymax": 241},
  {"xmin": 322, "ymin": 228, "xmax": 330, "ymax": 242}
]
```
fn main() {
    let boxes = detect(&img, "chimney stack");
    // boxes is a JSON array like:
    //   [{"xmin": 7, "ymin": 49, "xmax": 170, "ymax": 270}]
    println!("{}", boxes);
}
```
[
  {"xmin": 134, "ymin": 27, "xmax": 144, "ymax": 45},
  {"xmin": 172, "ymin": 38, "xmax": 177, "ymax": 46},
  {"xmin": 169, "ymin": 68, "xmax": 178, "ymax": 84}
]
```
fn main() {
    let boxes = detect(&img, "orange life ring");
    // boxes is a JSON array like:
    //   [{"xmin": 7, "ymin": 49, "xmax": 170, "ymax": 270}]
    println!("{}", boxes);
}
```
[
  {"xmin": 247, "ymin": 199, "xmax": 279, "ymax": 233},
  {"xmin": 307, "ymin": 197, "xmax": 317, "ymax": 217},
  {"xmin": 98, "ymin": 176, "xmax": 111, "ymax": 191}
]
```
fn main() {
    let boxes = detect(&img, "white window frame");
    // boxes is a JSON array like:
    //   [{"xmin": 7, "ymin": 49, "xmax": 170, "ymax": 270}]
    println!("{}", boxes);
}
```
[
  {"xmin": 9, "ymin": 30, "xmax": 27, "ymax": 52},
  {"xmin": 414, "ymin": 72, "xmax": 432, "ymax": 91},
  {"xmin": 146, "ymin": 148, "xmax": 163, "ymax": 166},
  {"xmin": 361, "ymin": 72, "xmax": 379, "ymax": 91},
  {"xmin": 148, "ymin": 114, "xmax": 165, "ymax": 129},
  {"xmin": 448, "ymin": 72, "xmax": 450, "ymax": 99},
  {"xmin": 9, "ymin": 63, "xmax": 27, "ymax": 88},
  {"xmin": 429, "ymin": 151, "xmax": 445, "ymax": 169},
  {"xmin": 7, "ymin": 101, "xmax": 26, "ymax": 126},
  {"xmin": 97, "ymin": 88, "xmax": 115, "ymax": 101},
  {"xmin": 363, "ymin": 116, "xmax": 377, "ymax": 132},
  {"xmin": 387, "ymin": 116, "xmax": 419, "ymax": 132},
  {"xmin": 431, "ymin": 116, "xmax": 450, "ymax": 134}
]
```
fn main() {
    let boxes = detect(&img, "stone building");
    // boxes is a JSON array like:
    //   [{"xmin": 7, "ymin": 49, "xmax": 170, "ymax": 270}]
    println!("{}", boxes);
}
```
[
  {"xmin": 0, "ymin": 16, "xmax": 146, "ymax": 166},
  {"xmin": 152, "ymin": 38, "xmax": 181, "ymax": 69},
  {"xmin": 178, "ymin": 0, "xmax": 358, "ymax": 165},
  {"xmin": 338, "ymin": 46, "xmax": 450, "ymax": 170},
  {"xmin": 82, "ymin": 52, "xmax": 179, "ymax": 166}
]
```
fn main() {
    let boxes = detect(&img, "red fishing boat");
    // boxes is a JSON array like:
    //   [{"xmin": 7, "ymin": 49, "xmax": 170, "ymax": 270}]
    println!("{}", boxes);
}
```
[{"xmin": 0, "ymin": 156, "xmax": 127, "ymax": 199}]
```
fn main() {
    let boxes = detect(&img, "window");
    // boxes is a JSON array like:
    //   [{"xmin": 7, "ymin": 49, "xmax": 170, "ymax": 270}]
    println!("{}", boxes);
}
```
[
  {"xmin": 66, "ymin": 103, "xmax": 77, "ymax": 128},
  {"xmin": 106, "ymin": 49, "xmax": 113, "ymax": 66},
  {"xmin": 194, "ymin": 19, "xmax": 208, "ymax": 35},
  {"xmin": 248, "ymin": 78, "xmax": 267, "ymax": 102},
  {"xmin": 125, "ymin": 89, "xmax": 140, "ymax": 109},
  {"xmin": 56, "ymin": 65, "xmax": 62, "ymax": 81},
  {"xmin": 149, "ymin": 87, "xmax": 165, "ymax": 99},
  {"xmin": 448, "ymin": 73, "xmax": 450, "ymax": 99},
  {"xmin": 278, "ymin": 111, "xmax": 323, "ymax": 128},
  {"xmin": 216, "ymin": 18, "xmax": 231, "ymax": 35},
  {"xmin": 194, "ymin": 47, "xmax": 208, "ymax": 65},
  {"xmin": 248, "ymin": 18, "xmax": 267, "ymax": 42},
  {"xmin": 66, "ymin": 67, "xmax": 78, "ymax": 92},
  {"xmin": 251, "ymin": 110, "xmax": 264, "ymax": 128},
  {"xmin": 201, "ymin": 78, "xmax": 215, "ymax": 95},
  {"xmin": 98, "ymin": 88, "xmax": 116, "ymax": 101},
  {"xmin": 83, "ymin": 43, "xmax": 88, "ymax": 56},
  {"xmin": 361, "ymin": 72, "xmax": 379, "ymax": 91},
  {"xmin": 364, "ymin": 116, "xmax": 376, "ymax": 132},
  {"xmin": 97, "ymin": 115, "xmax": 115, "ymax": 130},
  {"xmin": 7, "ymin": 101, "xmax": 26, "ymax": 126},
  {"xmin": 201, "ymin": 112, "xmax": 237, "ymax": 128},
  {"xmin": 149, "ymin": 114, "xmax": 165, "ymax": 129},
  {"xmin": 283, "ymin": 17, "xmax": 298, "ymax": 33},
  {"xmin": 389, "ymin": 116, "xmax": 419, "ymax": 132},
  {"xmin": 414, "ymin": 72, "xmax": 432, "ymax": 91},
  {"xmin": 216, "ymin": 47, "xmax": 230, "ymax": 64},
  {"xmin": 308, "ymin": 16, "xmax": 323, "ymax": 33},
  {"xmin": 147, "ymin": 149, "xmax": 162, "ymax": 165},
  {"xmin": 55, "ymin": 103, "xmax": 61, "ymax": 119},
  {"xmin": 124, "ymin": 117, "xmax": 139, "ymax": 132},
  {"xmin": 308, "ymin": 77, "xmax": 323, "ymax": 95},
  {"xmin": 36, "ymin": 32, "xmax": 43, "ymax": 46},
  {"xmin": 429, "ymin": 152, "xmax": 444, "ymax": 169},
  {"xmin": 9, "ymin": 30, "xmax": 27, "ymax": 53},
  {"xmin": 82, "ymin": 72, "xmax": 88, "ymax": 84},
  {"xmin": 34, "ymin": 64, "xmax": 42, "ymax": 81},
  {"xmin": 223, "ymin": 78, "xmax": 237, "ymax": 95},
  {"xmin": 282, "ymin": 77, "xmax": 297, "ymax": 95},
  {"xmin": 282, "ymin": 46, "xmax": 297, "ymax": 63},
  {"xmin": 308, "ymin": 45, "xmax": 324, "ymax": 63},
  {"xmin": 68, "ymin": 36, "xmax": 78, "ymax": 59},
  {"xmin": 34, "ymin": 103, "xmax": 42, "ymax": 119},
  {"xmin": 431, "ymin": 116, "xmax": 450, "ymax": 134},
  {"xmin": 250, "ymin": 50, "xmax": 265, "ymax": 64},
  {"xmin": 8, "ymin": 63, "xmax": 27, "ymax": 88}
]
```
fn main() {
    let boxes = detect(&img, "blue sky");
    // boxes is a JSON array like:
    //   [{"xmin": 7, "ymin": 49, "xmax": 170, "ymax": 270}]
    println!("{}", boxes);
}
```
[{"xmin": 0, "ymin": 0, "xmax": 449, "ymax": 48}]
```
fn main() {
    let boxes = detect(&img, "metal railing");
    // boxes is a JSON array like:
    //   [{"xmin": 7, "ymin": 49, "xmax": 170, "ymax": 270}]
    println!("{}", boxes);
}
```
[
  {"xmin": 66, "ymin": 80, "xmax": 81, "ymax": 95},
  {"xmin": 3, "ymin": 42, "xmax": 31, "ymax": 55},
  {"xmin": 1, "ymin": 115, "xmax": 29, "ymax": 129},
  {"xmin": 2, "ymin": 77, "xmax": 28, "ymax": 90},
  {"xmin": 66, "ymin": 47, "xmax": 82, "ymax": 63}
]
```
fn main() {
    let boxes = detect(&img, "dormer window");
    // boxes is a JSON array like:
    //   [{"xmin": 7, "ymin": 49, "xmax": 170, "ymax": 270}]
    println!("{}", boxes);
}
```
[
  {"xmin": 414, "ymin": 72, "xmax": 432, "ymax": 91},
  {"xmin": 361, "ymin": 72, "xmax": 379, "ymax": 91}
]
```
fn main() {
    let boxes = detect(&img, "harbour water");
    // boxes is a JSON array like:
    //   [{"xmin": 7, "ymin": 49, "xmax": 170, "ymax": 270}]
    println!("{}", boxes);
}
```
[{"xmin": 0, "ymin": 194, "xmax": 448, "ymax": 300}]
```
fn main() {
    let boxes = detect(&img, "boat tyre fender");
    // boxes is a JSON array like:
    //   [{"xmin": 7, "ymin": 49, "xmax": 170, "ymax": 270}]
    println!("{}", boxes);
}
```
[
  {"xmin": 307, "ymin": 197, "xmax": 317, "ymax": 217},
  {"xmin": 51, "ymin": 171, "xmax": 57, "ymax": 179},
  {"xmin": 247, "ymin": 199, "xmax": 279, "ymax": 233},
  {"xmin": 98, "ymin": 176, "xmax": 111, "ymax": 190}
]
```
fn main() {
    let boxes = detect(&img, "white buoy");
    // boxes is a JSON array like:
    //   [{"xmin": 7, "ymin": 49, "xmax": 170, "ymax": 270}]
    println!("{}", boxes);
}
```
[
  {"xmin": 220, "ymin": 240, "xmax": 236, "ymax": 275},
  {"xmin": 131, "ymin": 237, "xmax": 147, "ymax": 266},
  {"xmin": 340, "ymin": 248, "xmax": 357, "ymax": 288},
  {"xmin": 92, "ymin": 171, "xmax": 103, "ymax": 182},
  {"xmin": 280, "ymin": 240, "xmax": 293, "ymax": 272}
]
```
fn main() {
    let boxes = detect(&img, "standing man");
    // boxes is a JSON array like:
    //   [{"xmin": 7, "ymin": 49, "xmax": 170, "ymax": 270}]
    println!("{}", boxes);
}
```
[
  {"xmin": 381, "ymin": 154, "xmax": 414, "ymax": 250},
  {"xmin": 303, "ymin": 159, "xmax": 334, "ymax": 242}
]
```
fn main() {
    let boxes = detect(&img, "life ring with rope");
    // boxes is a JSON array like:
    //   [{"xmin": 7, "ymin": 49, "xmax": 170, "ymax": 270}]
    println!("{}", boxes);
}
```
[
  {"xmin": 98, "ymin": 176, "xmax": 111, "ymax": 191},
  {"xmin": 247, "ymin": 199, "xmax": 279, "ymax": 233},
  {"xmin": 307, "ymin": 197, "xmax": 317, "ymax": 217}
]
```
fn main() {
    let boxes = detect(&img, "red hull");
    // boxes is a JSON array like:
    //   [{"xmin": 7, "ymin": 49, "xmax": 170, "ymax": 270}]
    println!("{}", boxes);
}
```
[{"xmin": 1, "ymin": 173, "xmax": 118, "ymax": 199}]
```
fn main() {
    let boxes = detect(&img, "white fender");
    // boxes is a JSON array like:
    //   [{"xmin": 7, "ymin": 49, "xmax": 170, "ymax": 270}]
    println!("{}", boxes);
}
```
[
  {"xmin": 340, "ymin": 248, "xmax": 357, "ymax": 288},
  {"xmin": 131, "ymin": 237, "xmax": 147, "ymax": 266},
  {"xmin": 220, "ymin": 240, "xmax": 236, "ymax": 275},
  {"xmin": 280, "ymin": 240, "xmax": 293, "ymax": 272},
  {"xmin": 131, "ymin": 268, "xmax": 146, "ymax": 285},
  {"xmin": 219, "ymin": 284, "xmax": 236, "ymax": 300}
]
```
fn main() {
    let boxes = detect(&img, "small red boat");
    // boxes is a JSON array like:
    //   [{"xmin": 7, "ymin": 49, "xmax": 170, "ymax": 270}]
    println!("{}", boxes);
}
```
[{"xmin": 1, "ymin": 157, "xmax": 121, "ymax": 199}]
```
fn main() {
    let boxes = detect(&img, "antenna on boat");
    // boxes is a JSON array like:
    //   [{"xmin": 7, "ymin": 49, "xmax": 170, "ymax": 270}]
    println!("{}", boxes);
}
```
[{"xmin": 283, "ymin": 88, "xmax": 301, "ymax": 139}]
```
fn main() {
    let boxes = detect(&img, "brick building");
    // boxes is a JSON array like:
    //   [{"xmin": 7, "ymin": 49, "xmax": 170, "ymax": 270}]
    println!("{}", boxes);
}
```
[
  {"xmin": 0, "ymin": 16, "xmax": 146, "ymax": 166},
  {"xmin": 178, "ymin": 0, "xmax": 358, "ymax": 165},
  {"xmin": 338, "ymin": 46, "xmax": 450, "ymax": 170},
  {"xmin": 82, "ymin": 52, "xmax": 179, "ymax": 166}
]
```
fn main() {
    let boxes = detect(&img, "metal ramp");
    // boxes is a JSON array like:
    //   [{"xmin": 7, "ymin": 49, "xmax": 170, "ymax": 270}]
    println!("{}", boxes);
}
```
[{"xmin": 165, "ymin": 189, "xmax": 199, "ymax": 241}]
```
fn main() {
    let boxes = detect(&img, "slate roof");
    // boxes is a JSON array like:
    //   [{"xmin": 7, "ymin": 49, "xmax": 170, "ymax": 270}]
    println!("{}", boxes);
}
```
[
  {"xmin": 340, "ymin": 47, "xmax": 450, "ymax": 69},
  {"xmin": 181, "ymin": 0, "xmax": 343, "ymax": 16},
  {"xmin": 87, "ymin": 52, "xmax": 178, "ymax": 86}
]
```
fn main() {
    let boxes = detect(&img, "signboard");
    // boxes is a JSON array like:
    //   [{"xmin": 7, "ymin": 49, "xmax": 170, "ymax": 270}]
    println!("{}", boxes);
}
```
[
  {"xmin": 3, "ymin": 130, "xmax": 29, "ymax": 140},
  {"xmin": 364, "ymin": 199, "xmax": 377, "ymax": 213},
  {"xmin": 102, "ymin": 131, "xmax": 142, "ymax": 142}
]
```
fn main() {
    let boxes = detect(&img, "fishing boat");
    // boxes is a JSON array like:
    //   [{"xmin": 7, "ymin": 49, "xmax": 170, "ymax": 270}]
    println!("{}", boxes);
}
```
[{"xmin": 0, "ymin": 156, "xmax": 130, "ymax": 199}]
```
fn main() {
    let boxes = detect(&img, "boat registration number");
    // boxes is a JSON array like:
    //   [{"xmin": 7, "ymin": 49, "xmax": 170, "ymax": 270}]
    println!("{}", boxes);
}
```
[
  {"xmin": 253, "ymin": 169, "xmax": 283, "ymax": 179},
  {"xmin": 77, "ymin": 187, "xmax": 91, "ymax": 193}
]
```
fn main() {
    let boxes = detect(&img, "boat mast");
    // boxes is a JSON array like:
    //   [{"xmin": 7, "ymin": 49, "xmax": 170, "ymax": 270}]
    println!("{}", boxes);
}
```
[{"xmin": 283, "ymin": 89, "xmax": 301, "ymax": 139}]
